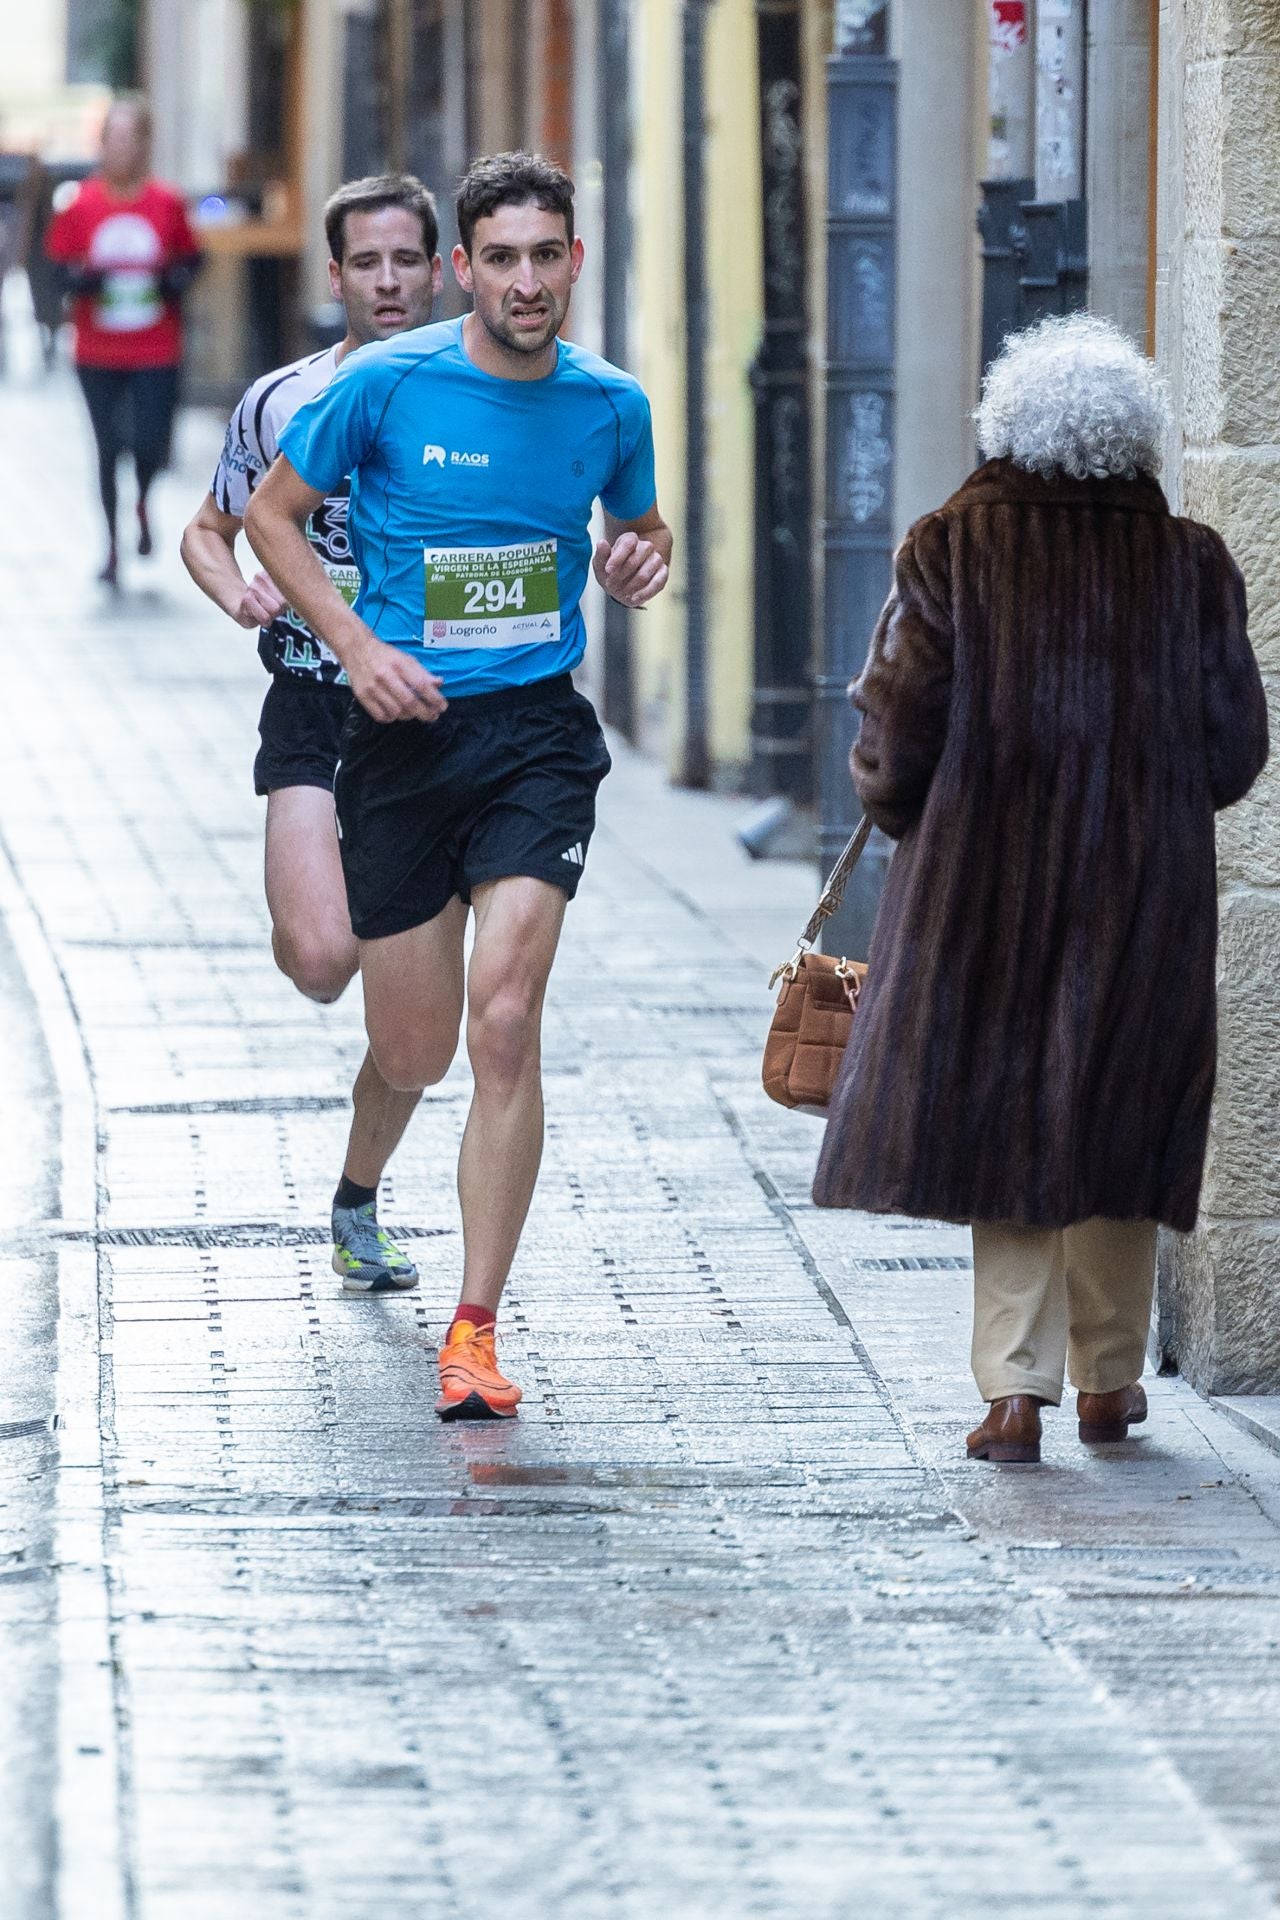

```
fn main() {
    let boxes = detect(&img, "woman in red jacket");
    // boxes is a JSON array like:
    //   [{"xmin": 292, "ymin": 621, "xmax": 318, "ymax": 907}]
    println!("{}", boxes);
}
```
[{"xmin": 46, "ymin": 99, "xmax": 201, "ymax": 586}]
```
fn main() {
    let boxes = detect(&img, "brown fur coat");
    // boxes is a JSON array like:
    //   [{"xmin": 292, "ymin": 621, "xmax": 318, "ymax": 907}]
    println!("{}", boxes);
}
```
[{"xmin": 813, "ymin": 458, "xmax": 1269, "ymax": 1232}]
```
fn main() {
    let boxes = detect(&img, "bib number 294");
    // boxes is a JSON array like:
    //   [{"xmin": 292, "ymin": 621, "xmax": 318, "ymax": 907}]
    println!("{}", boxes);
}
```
[
  {"xmin": 423, "ymin": 538, "xmax": 560, "ymax": 650},
  {"xmin": 463, "ymin": 574, "xmax": 525, "ymax": 614}
]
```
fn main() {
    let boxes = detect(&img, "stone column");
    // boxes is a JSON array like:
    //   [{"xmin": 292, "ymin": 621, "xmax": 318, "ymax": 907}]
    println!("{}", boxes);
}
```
[
  {"xmin": 893, "ymin": 0, "xmax": 982, "ymax": 533},
  {"xmin": 1086, "ymin": 0, "xmax": 1152, "ymax": 345},
  {"xmin": 1158, "ymin": 0, "xmax": 1280, "ymax": 1392},
  {"xmin": 299, "ymin": 0, "xmax": 344, "ymax": 317}
]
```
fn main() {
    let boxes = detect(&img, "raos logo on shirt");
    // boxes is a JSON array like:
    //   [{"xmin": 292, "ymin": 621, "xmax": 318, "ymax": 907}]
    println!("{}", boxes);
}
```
[{"xmin": 422, "ymin": 443, "xmax": 490, "ymax": 468}]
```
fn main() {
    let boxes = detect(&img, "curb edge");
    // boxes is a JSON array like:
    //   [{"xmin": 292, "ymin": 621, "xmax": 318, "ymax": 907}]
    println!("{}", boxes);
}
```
[
  {"xmin": 1212, "ymin": 1394, "xmax": 1280, "ymax": 1460},
  {"xmin": 0, "ymin": 843, "xmax": 126, "ymax": 1920}
]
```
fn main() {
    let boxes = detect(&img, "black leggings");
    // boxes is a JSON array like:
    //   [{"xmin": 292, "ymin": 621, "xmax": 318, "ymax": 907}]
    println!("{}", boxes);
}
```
[{"xmin": 77, "ymin": 365, "xmax": 180, "ymax": 546}]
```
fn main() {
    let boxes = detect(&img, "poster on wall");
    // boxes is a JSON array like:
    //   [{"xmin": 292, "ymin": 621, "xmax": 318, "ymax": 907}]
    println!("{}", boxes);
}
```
[
  {"xmin": 990, "ymin": 1, "xmax": 1028, "ymax": 56},
  {"xmin": 835, "ymin": 3, "xmax": 888, "ymax": 56}
]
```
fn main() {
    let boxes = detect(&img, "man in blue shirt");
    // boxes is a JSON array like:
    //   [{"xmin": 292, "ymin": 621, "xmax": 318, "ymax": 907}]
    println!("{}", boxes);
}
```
[{"xmin": 246, "ymin": 152, "xmax": 671, "ymax": 1421}]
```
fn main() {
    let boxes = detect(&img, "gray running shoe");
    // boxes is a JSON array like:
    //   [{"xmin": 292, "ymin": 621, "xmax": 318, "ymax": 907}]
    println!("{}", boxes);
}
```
[{"xmin": 331, "ymin": 1202, "xmax": 419, "ymax": 1292}]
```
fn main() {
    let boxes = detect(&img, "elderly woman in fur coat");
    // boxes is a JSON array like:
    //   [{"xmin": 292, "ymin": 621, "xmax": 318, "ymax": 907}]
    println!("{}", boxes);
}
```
[{"xmin": 813, "ymin": 315, "xmax": 1268, "ymax": 1465}]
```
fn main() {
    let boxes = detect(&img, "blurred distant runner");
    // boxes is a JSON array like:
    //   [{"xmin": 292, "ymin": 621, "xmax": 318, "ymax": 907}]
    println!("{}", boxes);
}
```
[
  {"xmin": 246, "ymin": 152, "xmax": 671, "ymax": 1420},
  {"xmin": 181, "ymin": 174, "xmax": 443, "ymax": 1294},
  {"xmin": 45, "ymin": 98, "xmax": 201, "ymax": 587}
]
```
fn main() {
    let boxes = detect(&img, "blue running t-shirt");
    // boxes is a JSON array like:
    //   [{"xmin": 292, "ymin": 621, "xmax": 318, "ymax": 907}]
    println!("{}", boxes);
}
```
[{"xmin": 278, "ymin": 317, "xmax": 657, "ymax": 698}]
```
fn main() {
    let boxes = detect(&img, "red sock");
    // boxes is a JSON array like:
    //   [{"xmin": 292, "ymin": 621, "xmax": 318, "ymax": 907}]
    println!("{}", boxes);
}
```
[{"xmin": 449, "ymin": 1302, "xmax": 496, "ymax": 1337}]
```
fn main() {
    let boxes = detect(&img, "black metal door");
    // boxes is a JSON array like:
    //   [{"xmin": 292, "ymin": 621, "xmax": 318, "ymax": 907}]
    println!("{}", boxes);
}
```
[
  {"xmin": 977, "ymin": 180, "xmax": 1087, "ymax": 374},
  {"xmin": 749, "ymin": 0, "xmax": 814, "ymax": 803}
]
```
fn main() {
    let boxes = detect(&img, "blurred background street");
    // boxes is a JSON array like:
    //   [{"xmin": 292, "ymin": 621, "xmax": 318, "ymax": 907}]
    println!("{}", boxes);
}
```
[{"xmin": 3, "ymin": 2, "xmax": 1280, "ymax": 1916}]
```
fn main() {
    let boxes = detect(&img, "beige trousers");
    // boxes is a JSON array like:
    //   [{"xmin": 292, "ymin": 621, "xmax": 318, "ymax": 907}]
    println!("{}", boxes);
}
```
[{"xmin": 970, "ymin": 1218, "xmax": 1158, "ymax": 1405}]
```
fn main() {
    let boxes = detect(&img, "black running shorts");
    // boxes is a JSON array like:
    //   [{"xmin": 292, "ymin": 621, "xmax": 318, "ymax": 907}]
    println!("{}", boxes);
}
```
[
  {"xmin": 333, "ymin": 672, "xmax": 612, "ymax": 940},
  {"xmin": 254, "ymin": 673, "xmax": 352, "ymax": 797}
]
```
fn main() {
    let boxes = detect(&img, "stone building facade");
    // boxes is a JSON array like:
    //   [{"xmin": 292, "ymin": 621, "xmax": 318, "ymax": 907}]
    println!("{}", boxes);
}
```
[{"xmin": 1157, "ymin": 0, "xmax": 1280, "ymax": 1391}]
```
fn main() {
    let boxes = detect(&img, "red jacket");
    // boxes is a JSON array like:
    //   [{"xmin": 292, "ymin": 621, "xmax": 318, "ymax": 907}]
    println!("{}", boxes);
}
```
[{"xmin": 45, "ymin": 176, "xmax": 200, "ymax": 370}]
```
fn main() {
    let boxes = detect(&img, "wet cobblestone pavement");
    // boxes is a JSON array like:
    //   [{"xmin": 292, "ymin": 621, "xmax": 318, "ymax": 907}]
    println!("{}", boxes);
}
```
[{"xmin": 3, "ymin": 371, "xmax": 1280, "ymax": 1918}]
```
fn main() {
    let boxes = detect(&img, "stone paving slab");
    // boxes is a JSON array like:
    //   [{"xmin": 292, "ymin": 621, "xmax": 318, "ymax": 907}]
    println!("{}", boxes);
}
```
[{"xmin": 2, "ymin": 362, "xmax": 1280, "ymax": 1917}]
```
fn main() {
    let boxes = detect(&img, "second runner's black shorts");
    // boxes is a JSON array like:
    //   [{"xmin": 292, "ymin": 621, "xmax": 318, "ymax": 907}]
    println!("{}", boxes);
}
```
[
  {"xmin": 254, "ymin": 672, "xmax": 352, "ymax": 796},
  {"xmin": 333, "ymin": 672, "xmax": 612, "ymax": 940}
]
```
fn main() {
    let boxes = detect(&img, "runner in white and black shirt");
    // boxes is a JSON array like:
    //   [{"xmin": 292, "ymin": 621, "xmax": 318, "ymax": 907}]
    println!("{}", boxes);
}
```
[
  {"xmin": 214, "ymin": 346, "xmax": 356, "ymax": 686},
  {"xmin": 180, "ymin": 174, "xmax": 443, "ymax": 1292}
]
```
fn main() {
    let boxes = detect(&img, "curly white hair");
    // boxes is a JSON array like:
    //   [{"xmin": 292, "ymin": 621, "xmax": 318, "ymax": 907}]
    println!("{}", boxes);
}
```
[{"xmin": 975, "ymin": 313, "xmax": 1169, "ymax": 480}]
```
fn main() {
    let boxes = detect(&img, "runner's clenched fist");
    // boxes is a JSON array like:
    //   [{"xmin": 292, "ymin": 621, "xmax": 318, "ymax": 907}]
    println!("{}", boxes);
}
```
[
  {"xmin": 592, "ymin": 529, "xmax": 670, "ymax": 608},
  {"xmin": 234, "ymin": 570, "xmax": 287, "ymax": 631},
  {"xmin": 348, "ymin": 635, "xmax": 447, "ymax": 724}
]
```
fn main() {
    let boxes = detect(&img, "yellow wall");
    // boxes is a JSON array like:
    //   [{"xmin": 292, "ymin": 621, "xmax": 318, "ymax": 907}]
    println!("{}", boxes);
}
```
[
  {"xmin": 628, "ymin": 0, "xmax": 762, "ymax": 783},
  {"xmin": 629, "ymin": 0, "xmax": 688, "ymax": 771},
  {"xmin": 703, "ymin": 0, "xmax": 763, "ymax": 779}
]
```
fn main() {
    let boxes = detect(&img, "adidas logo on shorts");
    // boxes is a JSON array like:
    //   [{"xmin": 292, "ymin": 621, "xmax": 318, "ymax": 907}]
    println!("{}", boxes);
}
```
[{"xmin": 560, "ymin": 843, "xmax": 585, "ymax": 867}]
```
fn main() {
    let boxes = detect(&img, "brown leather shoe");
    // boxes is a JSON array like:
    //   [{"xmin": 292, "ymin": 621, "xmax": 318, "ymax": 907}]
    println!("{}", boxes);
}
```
[
  {"xmin": 1077, "ymin": 1383, "xmax": 1148, "ymax": 1444},
  {"xmin": 966, "ymin": 1395, "xmax": 1044, "ymax": 1464}
]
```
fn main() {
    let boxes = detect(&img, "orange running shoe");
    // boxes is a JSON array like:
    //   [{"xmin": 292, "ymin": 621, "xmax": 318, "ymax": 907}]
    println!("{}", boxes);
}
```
[{"xmin": 435, "ymin": 1320, "xmax": 523, "ymax": 1421}]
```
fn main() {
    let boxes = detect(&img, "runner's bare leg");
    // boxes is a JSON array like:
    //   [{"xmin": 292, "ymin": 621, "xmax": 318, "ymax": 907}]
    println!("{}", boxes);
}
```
[
  {"xmin": 458, "ymin": 878, "xmax": 565, "ymax": 1312},
  {"xmin": 359, "ymin": 879, "xmax": 563, "ymax": 1313},
  {"xmin": 264, "ymin": 786, "xmax": 422, "ymax": 1181},
  {"xmin": 358, "ymin": 896, "xmax": 472, "ymax": 1090}
]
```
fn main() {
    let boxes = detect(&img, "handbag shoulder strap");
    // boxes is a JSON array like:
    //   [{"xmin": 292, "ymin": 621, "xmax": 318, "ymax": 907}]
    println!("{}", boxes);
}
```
[
  {"xmin": 798, "ymin": 814, "xmax": 872, "ymax": 950},
  {"xmin": 769, "ymin": 814, "xmax": 873, "ymax": 987}
]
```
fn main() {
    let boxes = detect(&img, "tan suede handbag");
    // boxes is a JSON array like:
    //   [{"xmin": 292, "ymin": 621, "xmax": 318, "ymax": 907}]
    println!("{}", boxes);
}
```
[{"xmin": 762, "ymin": 815, "xmax": 872, "ymax": 1115}]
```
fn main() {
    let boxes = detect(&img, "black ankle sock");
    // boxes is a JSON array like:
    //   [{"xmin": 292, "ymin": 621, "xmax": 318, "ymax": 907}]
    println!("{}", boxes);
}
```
[{"xmin": 334, "ymin": 1175, "xmax": 378, "ymax": 1211}]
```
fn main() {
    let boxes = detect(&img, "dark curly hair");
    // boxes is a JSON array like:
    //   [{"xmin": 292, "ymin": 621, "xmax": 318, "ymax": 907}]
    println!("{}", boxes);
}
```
[{"xmin": 455, "ymin": 151, "xmax": 575, "ymax": 255}]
